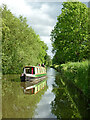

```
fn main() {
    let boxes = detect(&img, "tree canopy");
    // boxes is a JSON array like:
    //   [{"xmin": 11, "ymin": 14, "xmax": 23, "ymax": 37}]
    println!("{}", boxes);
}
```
[
  {"xmin": 1, "ymin": 5, "xmax": 49, "ymax": 74},
  {"xmin": 51, "ymin": 2, "xmax": 89, "ymax": 64}
]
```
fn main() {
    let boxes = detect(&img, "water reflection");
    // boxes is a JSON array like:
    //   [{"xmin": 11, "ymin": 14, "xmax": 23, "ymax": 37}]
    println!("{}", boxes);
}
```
[
  {"xmin": 21, "ymin": 78, "xmax": 47, "ymax": 94},
  {"xmin": 2, "ymin": 75, "xmax": 47, "ymax": 118},
  {"xmin": 2, "ymin": 68, "xmax": 89, "ymax": 119},
  {"xmin": 34, "ymin": 68, "xmax": 57, "ymax": 118},
  {"xmin": 51, "ymin": 72, "xmax": 89, "ymax": 119}
]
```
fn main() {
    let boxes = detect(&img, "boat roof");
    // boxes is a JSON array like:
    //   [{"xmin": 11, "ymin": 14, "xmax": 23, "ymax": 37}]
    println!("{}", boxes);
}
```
[{"xmin": 24, "ymin": 66, "xmax": 45, "ymax": 68}]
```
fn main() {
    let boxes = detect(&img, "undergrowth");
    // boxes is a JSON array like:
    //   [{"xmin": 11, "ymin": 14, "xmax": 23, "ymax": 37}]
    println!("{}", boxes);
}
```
[{"xmin": 54, "ymin": 60, "xmax": 89, "ymax": 99}]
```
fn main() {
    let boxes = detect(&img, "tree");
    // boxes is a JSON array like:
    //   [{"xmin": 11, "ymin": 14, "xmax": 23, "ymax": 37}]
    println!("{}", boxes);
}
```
[
  {"xmin": 0, "ymin": 7, "xmax": 2, "ymax": 73},
  {"xmin": 51, "ymin": 2, "xmax": 89, "ymax": 64},
  {"xmin": 38, "ymin": 40, "xmax": 48, "ymax": 64},
  {"xmin": 44, "ymin": 54, "xmax": 52, "ymax": 66},
  {"xmin": 1, "ymin": 5, "xmax": 48, "ymax": 74}
]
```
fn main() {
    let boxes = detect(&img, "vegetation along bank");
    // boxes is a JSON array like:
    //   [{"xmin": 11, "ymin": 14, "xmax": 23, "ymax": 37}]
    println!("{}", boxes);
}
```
[
  {"xmin": 52, "ymin": 60, "xmax": 89, "ymax": 99},
  {"xmin": 50, "ymin": 2, "xmax": 89, "ymax": 100},
  {"xmin": 1, "ymin": 5, "xmax": 51, "ymax": 74}
]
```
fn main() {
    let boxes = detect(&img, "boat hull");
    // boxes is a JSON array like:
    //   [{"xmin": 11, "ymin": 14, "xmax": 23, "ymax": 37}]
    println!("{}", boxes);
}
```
[{"xmin": 21, "ymin": 74, "xmax": 47, "ymax": 82}]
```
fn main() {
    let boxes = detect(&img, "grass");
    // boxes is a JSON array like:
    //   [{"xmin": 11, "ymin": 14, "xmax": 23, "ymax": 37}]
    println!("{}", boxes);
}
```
[{"xmin": 53, "ymin": 60, "xmax": 89, "ymax": 98}]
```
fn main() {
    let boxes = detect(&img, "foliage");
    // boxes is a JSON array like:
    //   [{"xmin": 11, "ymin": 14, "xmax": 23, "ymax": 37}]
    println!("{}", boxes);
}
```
[
  {"xmin": 54, "ymin": 60, "xmax": 89, "ymax": 98},
  {"xmin": 51, "ymin": 70, "xmax": 89, "ymax": 119},
  {"xmin": 51, "ymin": 88, "xmax": 82, "ymax": 119},
  {"xmin": 51, "ymin": 2, "xmax": 89, "ymax": 64},
  {"xmin": 1, "ymin": 5, "xmax": 48, "ymax": 74},
  {"xmin": 44, "ymin": 53, "xmax": 52, "ymax": 66}
]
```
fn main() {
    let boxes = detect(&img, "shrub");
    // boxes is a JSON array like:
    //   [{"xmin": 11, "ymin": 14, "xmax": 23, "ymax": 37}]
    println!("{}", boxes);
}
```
[{"xmin": 60, "ymin": 60, "xmax": 89, "ymax": 98}]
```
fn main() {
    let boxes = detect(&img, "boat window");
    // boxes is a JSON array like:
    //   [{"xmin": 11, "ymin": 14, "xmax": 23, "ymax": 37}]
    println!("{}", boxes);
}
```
[
  {"xmin": 25, "ymin": 67, "xmax": 35, "ymax": 74},
  {"xmin": 26, "ymin": 69, "xmax": 30, "ymax": 74},
  {"xmin": 38, "ymin": 68, "xmax": 39, "ymax": 73},
  {"xmin": 39, "ymin": 68, "xmax": 40, "ymax": 73},
  {"xmin": 37, "ymin": 68, "xmax": 38, "ymax": 73}
]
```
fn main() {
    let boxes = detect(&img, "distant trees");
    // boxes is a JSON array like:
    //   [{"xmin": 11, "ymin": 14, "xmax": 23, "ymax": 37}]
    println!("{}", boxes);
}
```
[
  {"xmin": 1, "ymin": 5, "xmax": 48, "ymax": 74},
  {"xmin": 51, "ymin": 2, "xmax": 89, "ymax": 64},
  {"xmin": 44, "ymin": 54, "xmax": 52, "ymax": 66}
]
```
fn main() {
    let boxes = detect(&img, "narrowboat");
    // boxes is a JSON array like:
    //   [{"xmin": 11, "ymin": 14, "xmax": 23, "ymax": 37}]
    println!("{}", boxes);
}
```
[
  {"xmin": 21, "ymin": 78, "xmax": 47, "ymax": 94},
  {"xmin": 20, "ymin": 66, "xmax": 47, "ymax": 82}
]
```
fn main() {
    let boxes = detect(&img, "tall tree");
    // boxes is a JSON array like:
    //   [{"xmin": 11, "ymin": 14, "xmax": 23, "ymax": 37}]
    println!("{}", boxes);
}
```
[
  {"xmin": 51, "ymin": 2, "xmax": 89, "ymax": 64},
  {"xmin": 1, "ymin": 5, "xmax": 48, "ymax": 74}
]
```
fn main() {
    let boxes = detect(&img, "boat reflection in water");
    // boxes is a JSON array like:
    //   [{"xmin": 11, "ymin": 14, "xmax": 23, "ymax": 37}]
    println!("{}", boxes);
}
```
[{"xmin": 21, "ymin": 77, "xmax": 47, "ymax": 94}]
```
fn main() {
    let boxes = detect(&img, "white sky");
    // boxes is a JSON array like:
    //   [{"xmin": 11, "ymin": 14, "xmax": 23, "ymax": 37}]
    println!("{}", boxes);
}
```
[{"xmin": 0, "ymin": 0, "xmax": 89, "ymax": 58}]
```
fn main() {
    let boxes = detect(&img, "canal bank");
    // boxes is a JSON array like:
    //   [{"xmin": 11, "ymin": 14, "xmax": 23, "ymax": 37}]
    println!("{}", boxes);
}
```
[
  {"xmin": 51, "ymin": 60, "xmax": 89, "ymax": 99},
  {"xmin": 51, "ymin": 61, "xmax": 89, "ymax": 118}
]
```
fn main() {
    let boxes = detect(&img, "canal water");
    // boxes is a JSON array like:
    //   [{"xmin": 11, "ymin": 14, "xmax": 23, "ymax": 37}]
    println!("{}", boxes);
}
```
[
  {"xmin": 2, "ymin": 68, "xmax": 89, "ymax": 119},
  {"xmin": 34, "ymin": 68, "xmax": 57, "ymax": 118}
]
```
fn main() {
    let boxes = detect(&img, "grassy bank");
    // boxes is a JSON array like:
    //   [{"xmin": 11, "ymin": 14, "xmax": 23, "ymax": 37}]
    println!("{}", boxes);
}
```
[{"xmin": 52, "ymin": 60, "xmax": 89, "ymax": 99}]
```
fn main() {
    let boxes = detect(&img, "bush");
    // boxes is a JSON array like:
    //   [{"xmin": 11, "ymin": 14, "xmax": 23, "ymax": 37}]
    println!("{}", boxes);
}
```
[{"xmin": 60, "ymin": 60, "xmax": 89, "ymax": 98}]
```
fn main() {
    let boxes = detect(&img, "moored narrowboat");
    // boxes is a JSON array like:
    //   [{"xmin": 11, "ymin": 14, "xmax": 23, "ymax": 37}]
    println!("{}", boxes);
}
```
[{"xmin": 20, "ymin": 66, "xmax": 47, "ymax": 82}]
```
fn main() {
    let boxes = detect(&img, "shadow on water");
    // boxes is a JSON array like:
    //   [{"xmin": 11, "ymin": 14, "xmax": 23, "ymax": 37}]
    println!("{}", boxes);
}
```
[{"xmin": 51, "ymin": 72, "xmax": 89, "ymax": 119}]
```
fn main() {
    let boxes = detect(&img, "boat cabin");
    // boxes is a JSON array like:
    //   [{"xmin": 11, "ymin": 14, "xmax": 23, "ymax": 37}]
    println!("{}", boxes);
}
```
[
  {"xmin": 23, "ymin": 66, "xmax": 46, "ymax": 75},
  {"xmin": 21, "ymin": 66, "xmax": 46, "ymax": 82}
]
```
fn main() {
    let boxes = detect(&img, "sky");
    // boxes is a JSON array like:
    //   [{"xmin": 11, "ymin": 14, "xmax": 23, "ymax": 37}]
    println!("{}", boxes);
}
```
[{"xmin": 0, "ymin": 0, "xmax": 89, "ymax": 58}]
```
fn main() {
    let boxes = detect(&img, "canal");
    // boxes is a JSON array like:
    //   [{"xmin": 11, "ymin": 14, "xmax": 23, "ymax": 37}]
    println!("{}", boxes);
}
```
[{"xmin": 2, "ymin": 68, "xmax": 89, "ymax": 119}]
